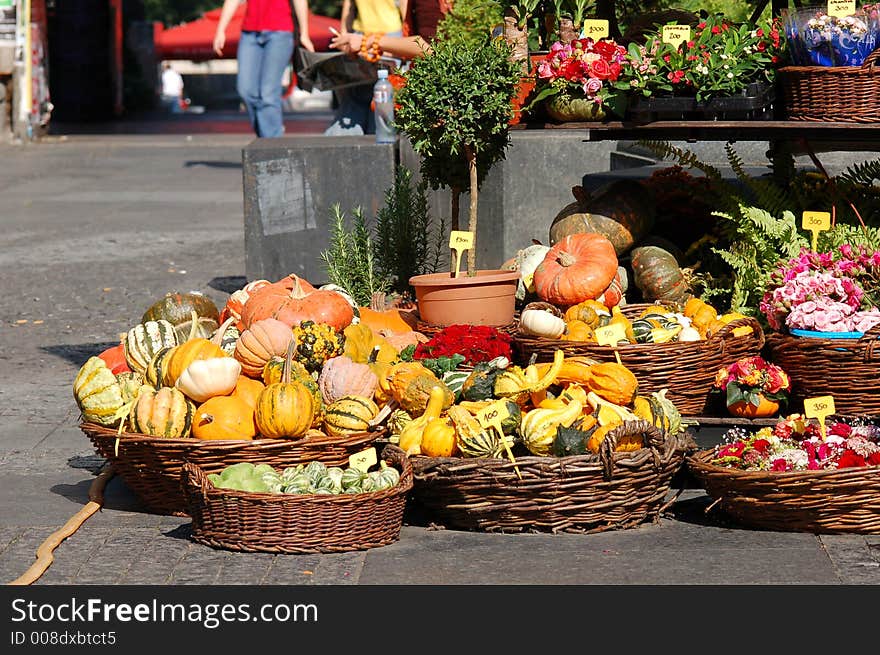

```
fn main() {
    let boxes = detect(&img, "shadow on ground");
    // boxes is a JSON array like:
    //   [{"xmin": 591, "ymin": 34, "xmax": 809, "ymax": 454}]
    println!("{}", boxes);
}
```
[
  {"xmin": 184, "ymin": 161, "xmax": 243, "ymax": 169},
  {"xmin": 209, "ymin": 275, "xmax": 247, "ymax": 294},
  {"xmin": 50, "ymin": 476, "xmax": 152, "ymax": 514},
  {"xmin": 42, "ymin": 342, "xmax": 117, "ymax": 366}
]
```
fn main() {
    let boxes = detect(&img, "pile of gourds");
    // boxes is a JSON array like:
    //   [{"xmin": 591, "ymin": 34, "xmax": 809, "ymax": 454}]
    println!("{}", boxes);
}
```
[
  {"xmin": 73, "ymin": 273, "xmax": 429, "ymax": 442},
  {"xmin": 207, "ymin": 460, "xmax": 400, "ymax": 495},
  {"xmin": 391, "ymin": 348, "xmax": 685, "ymax": 459}
]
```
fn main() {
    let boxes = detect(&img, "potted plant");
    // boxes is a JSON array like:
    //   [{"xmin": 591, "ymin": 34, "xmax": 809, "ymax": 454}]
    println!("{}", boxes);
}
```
[
  {"xmin": 395, "ymin": 32, "xmax": 523, "ymax": 327},
  {"xmin": 712, "ymin": 355, "xmax": 791, "ymax": 418}
]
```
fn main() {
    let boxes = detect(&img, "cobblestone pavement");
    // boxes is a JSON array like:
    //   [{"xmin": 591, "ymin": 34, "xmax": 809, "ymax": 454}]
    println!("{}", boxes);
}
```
[{"xmin": 1, "ymin": 131, "xmax": 878, "ymax": 585}]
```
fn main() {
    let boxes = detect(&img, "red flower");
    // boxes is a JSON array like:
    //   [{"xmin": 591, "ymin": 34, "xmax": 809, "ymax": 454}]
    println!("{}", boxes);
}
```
[
  {"xmin": 757, "ymin": 41, "xmax": 766, "ymax": 52},
  {"xmin": 667, "ymin": 70, "xmax": 685, "ymax": 84},
  {"xmin": 686, "ymin": 41, "xmax": 695, "ymax": 48},
  {"xmin": 867, "ymin": 452, "xmax": 880, "ymax": 466},
  {"xmin": 697, "ymin": 22, "xmax": 706, "ymax": 29},
  {"xmin": 413, "ymin": 324, "xmax": 512, "ymax": 364},
  {"xmin": 608, "ymin": 61, "xmax": 621, "ymax": 80},
  {"xmin": 829, "ymin": 423, "xmax": 852, "ymax": 438},
  {"xmin": 771, "ymin": 458, "xmax": 789, "ymax": 471},
  {"xmin": 593, "ymin": 40, "xmax": 618, "ymax": 59},
  {"xmin": 591, "ymin": 59, "xmax": 612, "ymax": 80},
  {"xmin": 711, "ymin": 26, "xmax": 721, "ymax": 34},
  {"xmin": 755, "ymin": 28, "xmax": 764, "ymax": 37},
  {"xmin": 752, "ymin": 439, "xmax": 770, "ymax": 454},
  {"xmin": 837, "ymin": 450, "xmax": 866, "ymax": 469},
  {"xmin": 560, "ymin": 59, "xmax": 583, "ymax": 82},
  {"xmin": 718, "ymin": 441, "xmax": 746, "ymax": 459}
]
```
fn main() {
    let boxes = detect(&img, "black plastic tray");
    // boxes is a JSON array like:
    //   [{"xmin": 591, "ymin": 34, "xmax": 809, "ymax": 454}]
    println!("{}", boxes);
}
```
[{"xmin": 626, "ymin": 82, "xmax": 775, "ymax": 123}]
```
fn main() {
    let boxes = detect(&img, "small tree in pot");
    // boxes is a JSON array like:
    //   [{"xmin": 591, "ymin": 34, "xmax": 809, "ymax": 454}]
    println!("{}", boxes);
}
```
[{"xmin": 395, "ymin": 33, "xmax": 521, "ymax": 277}]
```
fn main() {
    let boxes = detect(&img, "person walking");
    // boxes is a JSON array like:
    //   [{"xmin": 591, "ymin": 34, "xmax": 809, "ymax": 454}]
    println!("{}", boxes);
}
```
[
  {"xmin": 324, "ymin": 0, "xmax": 403, "ymax": 135},
  {"xmin": 160, "ymin": 62, "xmax": 185, "ymax": 113},
  {"xmin": 213, "ymin": 0, "xmax": 315, "ymax": 137}
]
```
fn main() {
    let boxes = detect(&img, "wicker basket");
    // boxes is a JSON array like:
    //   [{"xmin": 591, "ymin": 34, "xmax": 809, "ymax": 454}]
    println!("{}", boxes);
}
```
[
  {"xmin": 766, "ymin": 323, "xmax": 880, "ymax": 415},
  {"xmin": 80, "ymin": 422, "xmax": 383, "ymax": 516},
  {"xmin": 513, "ymin": 310, "xmax": 764, "ymax": 415},
  {"xmin": 688, "ymin": 449, "xmax": 880, "ymax": 534},
  {"xmin": 181, "ymin": 445, "xmax": 412, "ymax": 553},
  {"xmin": 777, "ymin": 49, "xmax": 880, "ymax": 122},
  {"xmin": 410, "ymin": 420, "xmax": 696, "ymax": 534}
]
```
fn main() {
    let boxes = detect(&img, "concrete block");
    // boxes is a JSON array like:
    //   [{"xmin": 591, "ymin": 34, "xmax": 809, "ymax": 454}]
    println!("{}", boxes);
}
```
[
  {"xmin": 243, "ymin": 136, "xmax": 396, "ymax": 284},
  {"xmin": 401, "ymin": 131, "xmax": 619, "ymax": 270}
]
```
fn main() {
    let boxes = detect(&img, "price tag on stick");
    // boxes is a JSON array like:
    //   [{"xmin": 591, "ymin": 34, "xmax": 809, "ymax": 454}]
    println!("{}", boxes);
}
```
[
  {"xmin": 802, "ymin": 211, "xmax": 831, "ymax": 251},
  {"xmin": 662, "ymin": 24, "xmax": 691, "ymax": 48},
  {"xmin": 582, "ymin": 19, "xmax": 609, "ymax": 40},
  {"xmin": 804, "ymin": 395, "xmax": 836, "ymax": 441},
  {"xmin": 595, "ymin": 323, "xmax": 626, "ymax": 365},
  {"xmin": 349, "ymin": 446, "xmax": 378, "ymax": 472},
  {"xmin": 476, "ymin": 400, "xmax": 521, "ymax": 479},
  {"xmin": 827, "ymin": 0, "xmax": 856, "ymax": 18},
  {"xmin": 449, "ymin": 230, "xmax": 474, "ymax": 279}
]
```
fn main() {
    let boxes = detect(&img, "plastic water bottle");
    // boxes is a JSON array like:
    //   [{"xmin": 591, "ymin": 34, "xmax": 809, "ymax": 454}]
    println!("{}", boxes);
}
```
[{"xmin": 373, "ymin": 69, "xmax": 396, "ymax": 144}]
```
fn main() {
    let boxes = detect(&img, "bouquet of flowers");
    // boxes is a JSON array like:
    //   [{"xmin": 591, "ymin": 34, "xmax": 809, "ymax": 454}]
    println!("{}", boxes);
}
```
[
  {"xmin": 711, "ymin": 415, "xmax": 880, "ymax": 471},
  {"xmin": 532, "ymin": 37, "xmax": 629, "ymax": 118},
  {"xmin": 783, "ymin": 4, "xmax": 880, "ymax": 66},
  {"xmin": 713, "ymin": 356, "xmax": 790, "ymax": 411},
  {"xmin": 617, "ymin": 13, "xmax": 784, "ymax": 102},
  {"xmin": 760, "ymin": 244, "xmax": 880, "ymax": 333},
  {"xmin": 412, "ymin": 324, "xmax": 513, "ymax": 364}
]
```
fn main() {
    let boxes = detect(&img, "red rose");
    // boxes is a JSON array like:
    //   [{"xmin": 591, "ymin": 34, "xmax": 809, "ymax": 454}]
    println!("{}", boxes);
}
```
[
  {"xmin": 752, "ymin": 439, "xmax": 770, "ymax": 454},
  {"xmin": 560, "ymin": 58, "xmax": 583, "ymax": 82},
  {"xmin": 591, "ymin": 59, "xmax": 612, "ymax": 80},
  {"xmin": 771, "ymin": 458, "xmax": 789, "ymax": 471},
  {"xmin": 608, "ymin": 61, "xmax": 621, "ymax": 80},
  {"xmin": 718, "ymin": 441, "xmax": 746, "ymax": 459},
  {"xmin": 837, "ymin": 450, "xmax": 867, "ymax": 469},
  {"xmin": 867, "ymin": 452, "xmax": 880, "ymax": 466},
  {"xmin": 711, "ymin": 26, "xmax": 721, "ymax": 34},
  {"xmin": 828, "ymin": 423, "xmax": 852, "ymax": 438},
  {"xmin": 593, "ymin": 40, "xmax": 618, "ymax": 59}
]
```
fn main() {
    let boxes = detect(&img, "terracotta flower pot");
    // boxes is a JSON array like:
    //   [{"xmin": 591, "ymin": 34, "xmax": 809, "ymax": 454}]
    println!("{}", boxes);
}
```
[
  {"xmin": 409, "ymin": 270, "xmax": 520, "ymax": 328},
  {"xmin": 727, "ymin": 394, "xmax": 780, "ymax": 419}
]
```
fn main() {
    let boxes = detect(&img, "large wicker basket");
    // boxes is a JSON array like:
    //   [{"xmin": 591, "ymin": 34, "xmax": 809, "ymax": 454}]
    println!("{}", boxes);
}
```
[
  {"xmin": 765, "ymin": 323, "xmax": 880, "ymax": 415},
  {"xmin": 81, "ymin": 422, "xmax": 382, "ymax": 516},
  {"xmin": 513, "ymin": 311, "xmax": 764, "ymax": 415},
  {"xmin": 777, "ymin": 49, "xmax": 880, "ymax": 122},
  {"xmin": 688, "ymin": 449, "xmax": 880, "ymax": 534},
  {"xmin": 410, "ymin": 421, "xmax": 696, "ymax": 534},
  {"xmin": 181, "ymin": 445, "xmax": 412, "ymax": 554}
]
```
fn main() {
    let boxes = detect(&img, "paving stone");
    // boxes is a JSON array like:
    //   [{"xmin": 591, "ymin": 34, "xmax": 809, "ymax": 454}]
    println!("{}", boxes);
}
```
[
  {"xmin": 0, "ymin": 526, "xmax": 26, "ymax": 558},
  {"xmin": 819, "ymin": 535, "xmax": 880, "ymax": 585},
  {"xmin": 0, "ymin": 527, "xmax": 54, "ymax": 584},
  {"xmin": 261, "ymin": 554, "xmax": 323, "ymax": 585},
  {"xmin": 211, "ymin": 551, "xmax": 277, "ymax": 585},
  {"xmin": 309, "ymin": 551, "xmax": 366, "ymax": 585}
]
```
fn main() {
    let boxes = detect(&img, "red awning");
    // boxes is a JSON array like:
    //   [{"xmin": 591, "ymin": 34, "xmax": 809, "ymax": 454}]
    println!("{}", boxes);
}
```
[{"xmin": 154, "ymin": 4, "xmax": 341, "ymax": 61}]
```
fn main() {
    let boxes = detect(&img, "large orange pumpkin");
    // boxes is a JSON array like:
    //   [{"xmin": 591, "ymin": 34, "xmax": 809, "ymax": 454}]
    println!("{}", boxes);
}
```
[
  {"xmin": 233, "ymin": 317, "xmax": 294, "ymax": 378},
  {"xmin": 357, "ymin": 292, "xmax": 418, "ymax": 334},
  {"xmin": 240, "ymin": 276, "xmax": 354, "ymax": 331},
  {"xmin": 192, "ymin": 395, "xmax": 257, "ymax": 440},
  {"xmin": 219, "ymin": 279, "xmax": 271, "ymax": 331},
  {"xmin": 533, "ymin": 233, "xmax": 618, "ymax": 306}
]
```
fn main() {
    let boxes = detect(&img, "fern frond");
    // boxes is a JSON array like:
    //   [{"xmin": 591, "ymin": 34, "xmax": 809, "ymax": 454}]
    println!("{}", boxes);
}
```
[
  {"xmin": 637, "ymin": 140, "xmax": 724, "ymax": 183},
  {"xmin": 837, "ymin": 158, "xmax": 880, "ymax": 186}
]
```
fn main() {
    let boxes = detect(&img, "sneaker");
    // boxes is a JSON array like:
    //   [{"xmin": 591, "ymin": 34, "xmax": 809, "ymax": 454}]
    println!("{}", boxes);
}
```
[{"xmin": 323, "ymin": 117, "xmax": 364, "ymax": 136}]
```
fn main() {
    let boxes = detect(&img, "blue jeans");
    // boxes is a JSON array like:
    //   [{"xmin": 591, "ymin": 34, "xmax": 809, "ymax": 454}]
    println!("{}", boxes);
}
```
[{"xmin": 237, "ymin": 30, "xmax": 294, "ymax": 138}]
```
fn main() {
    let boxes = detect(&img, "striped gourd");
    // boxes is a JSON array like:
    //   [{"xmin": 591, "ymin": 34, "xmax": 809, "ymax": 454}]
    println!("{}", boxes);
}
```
[
  {"xmin": 441, "ymin": 370, "xmax": 470, "ymax": 400},
  {"xmin": 144, "ymin": 346, "xmax": 172, "ymax": 388},
  {"xmin": 263, "ymin": 356, "xmax": 323, "ymax": 427},
  {"xmin": 254, "ymin": 379, "xmax": 316, "ymax": 439},
  {"xmin": 123, "ymin": 320, "xmax": 178, "ymax": 374},
  {"xmin": 447, "ymin": 405, "xmax": 508, "ymax": 458},
  {"xmin": 324, "ymin": 395, "xmax": 378, "ymax": 437},
  {"xmin": 73, "ymin": 357, "xmax": 126, "ymax": 427},
  {"xmin": 128, "ymin": 386, "xmax": 195, "ymax": 438}
]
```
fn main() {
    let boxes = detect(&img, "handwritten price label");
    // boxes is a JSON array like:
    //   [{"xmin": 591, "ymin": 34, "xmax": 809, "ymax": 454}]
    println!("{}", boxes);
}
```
[
  {"xmin": 662, "ymin": 25, "xmax": 691, "ymax": 48},
  {"xmin": 449, "ymin": 230, "xmax": 474, "ymax": 278},
  {"xmin": 348, "ymin": 446, "xmax": 377, "ymax": 472},
  {"xmin": 476, "ymin": 400, "xmax": 511, "ymax": 432},
  {"xmin": 802, "ymin": 211, "xmax": 831, "ymax": 251},
  {"xmin": 804, "ymin": 395, "xmax": 836, "ymax": 440},
  {"xmin": 582, "ymin": 19, "xmax": 609, "ymax": 40},
  {"xmin": 594, "ymin": 323, "xmax": 626, "ymax": 364},
  {"xmin": 827, "ymin": 0, "xmax": 856, "ymax": 18}
]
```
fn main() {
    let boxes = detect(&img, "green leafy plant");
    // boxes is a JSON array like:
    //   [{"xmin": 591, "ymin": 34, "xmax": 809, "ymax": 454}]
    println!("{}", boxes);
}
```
[
  {"xmin": 320, "ymin": 204, "xmax": 391, "ymax": 306},
  {"xmin": 374, "ymin": 167, "xmax": 445, "ymax": 295},
  {"xmin": 436, "ymin": 0, "xmax": 505, "ymax": 47},
  {"xmin": 395, "ymin": 34, "xmax": 521, "ymax": 275}
]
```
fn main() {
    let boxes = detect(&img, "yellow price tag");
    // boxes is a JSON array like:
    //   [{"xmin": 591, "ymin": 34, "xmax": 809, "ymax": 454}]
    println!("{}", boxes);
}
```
[
  {"xmin": 662, "ymin": 25, "xmax": 691, "ymax": 48},
  {"xmin": 802, "ymin": 211, "xmax": 831, "ymax": 251},
  {"xmin": 804, "ymin": 395, "xmax": 836, "ymax": 440},
  {"xmin": 449, "ymin": 230, "xmax": 474, "ymax": 279},
  {"xmin": 475, "ymin": 400, "xmax": 520, "ymax": 478},
  {"xmin": 594, "ymin": 323, "xmax": 626, "ymax": 364},
  {"xmin": 348, "ymin": 446, "xmax": 378, "ymax": 472},
  {"xmin": 827, "ymin": 0, "xmax": 856, "ymax": 18},
  {"xmin": 582, "ymin": 19, "xmax": 609, "ymax": 40}
]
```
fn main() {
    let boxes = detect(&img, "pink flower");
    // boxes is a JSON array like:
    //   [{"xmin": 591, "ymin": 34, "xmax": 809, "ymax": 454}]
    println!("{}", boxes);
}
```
[
  {"xmin": 771, "ymin": 458, "xmax": 789, "ymax": 471},
  {"xmin": 583, "ymin": 77, "xmax": 603, "ymax": 96}
]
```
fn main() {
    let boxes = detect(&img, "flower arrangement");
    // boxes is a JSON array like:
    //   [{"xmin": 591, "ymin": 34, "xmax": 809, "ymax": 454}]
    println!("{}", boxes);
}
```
[
  {"xmin": 413, "ymin": 324, "xmax": 513, "ymax": 364},
  {"xmin": 618, "ymin": 14, "xmax": 784, "ymax": 102},
  {"xmin": 711, "ymin": 415, "xmax": 880, "ymax": 471},
  {"xmin": 760, "ymin": 244, "xmax": 880, "ymax": 333},
  {"xmin": 713, "ymin": 356, "xmax": 790, "ymax": 411},
  {"xmin": 533, "ymin": 37, "xmax": 629, "ymax": 118},
  {"xmin": 783, "ymin": 4, "xmax": 880, "ymax": 66}
]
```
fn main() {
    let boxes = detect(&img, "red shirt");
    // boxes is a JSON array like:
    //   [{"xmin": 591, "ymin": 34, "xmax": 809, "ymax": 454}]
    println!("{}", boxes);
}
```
[{"xmin": 240, "ymin": 0, "xmax": 294, "ymax": 32}]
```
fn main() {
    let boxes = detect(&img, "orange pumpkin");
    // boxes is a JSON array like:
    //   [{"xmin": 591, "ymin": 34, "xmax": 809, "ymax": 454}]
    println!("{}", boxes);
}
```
[
  {"xmin": 357, "ymin": 292, "xmax": 418, "ymax": 334},
  {"xmin": 240, "ymin": 276, "xmax": 354, "ymax": 331},
  {"xmin": 254, "ymin": 343, "xmax": 317, "ymax": 438},
  {"xmin": 161, "ymin": 318, "xmax": 232, "ymax": 387},
  {"xmin": 218, "ymin": 279, "xmax": 271, "ymax": 331},
  {"xmin": 231, "ymin": 375, "xmax": 265, "ymax": 409},
  {"xmin": 728, "ymin": 395, "xmax": 780, "ymax": 418},
  {"xmin": 192, "ymin": 395, "xmax": 257, "ymax": 440},
  {"xmin": 563, "ymin": 320, "xmax": 594, "ymax": 342},
  {"xmin": 533, "ymin": 233, "xmax": 618, "ymax": 306},
  {"xmin": 234, "ymin": 317, "xmax": 294, "ymax": 378},
  {"xmin": 381, "ymin": 330, "xmax": 429, "ymax": 352}
]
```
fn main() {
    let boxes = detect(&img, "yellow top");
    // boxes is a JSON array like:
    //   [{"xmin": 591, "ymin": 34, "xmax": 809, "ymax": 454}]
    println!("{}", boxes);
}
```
[{"xmin": 353, "ymin": 0, "xmax": 402, "ymax": 34}]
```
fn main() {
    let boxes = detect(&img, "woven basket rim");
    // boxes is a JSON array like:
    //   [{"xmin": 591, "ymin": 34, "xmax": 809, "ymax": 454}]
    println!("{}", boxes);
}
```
[
  {"xmin": 687, "ymin": 448, "xmax": 880, "ymax": 481},
  {"xmin": 181, "ymin": 444, "xmax": 413, "ymax": 504}
]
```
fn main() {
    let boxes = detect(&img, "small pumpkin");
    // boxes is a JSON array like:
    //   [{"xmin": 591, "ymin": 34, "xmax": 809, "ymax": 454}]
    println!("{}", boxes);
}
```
[
  {"xmin": 317, "ymin": 356, "xmax": 378, "ymax": 405},
  {"xmin": 231, "ymin": 375, "xmax": 265, "ymax": 409},
  {"xmin": 291, "ymin": 320, "xmax": 345, "ymax": 373},
  {"xmin": 520, "ymin": 398, "xmax": 583, "ymax": 456},
  {"xmin": 533, "ymin": 232, "xmax": 619, "ymax": 306},
  {"xmin": 323, "ymin": 395, "xmax": 379, "ymax": 437},
  {"xmin": 342, "ymin": 323, "xmax": 398, "ymax": 364},
  {"xmin": 97, "ymin": 342, "xmax": 130, "ymax": 375},
  {"xmin": 631, "ymin": 245, "xmax": 692, "ymax": 305},
  {"xmin": 128, "ymin": 386, "xmax": 195, "ymax": 438},
  {"xmin": 585, "ymin": 362, "xmax": 639, "ymax": 406},
  {"xmin": 240, "ymin": 275, "xmax": 354, "ymax": 331},
  {"xmin": 254, "ymin": 343, "xmax": 317, "ymax": 439},
  {"xmin": 234, "ymin": 317, "xmax": 295, "ymax": 378},
  {"xmin": 122, "ymin": 319, "xmax": 179, "ymax": 374},
  {"xmin": 563, "ymin": 299, "xmax": 610, "ymax": 326},
  {"xmin": 357, "ymin": 291, "xmax": 418, "ymax": 334},
  {"xmin": 73, "ymin": 357, "xmax": 127, "ymax": 427},
  {"xmin": 388, "ymin": 361, "xmax": 454, "ymax": 416},
  {"xmin": 420, "ymin": 417, "xmax": 458, "ymax": 457},
  {"xmin": 161, "ymin": 317, "xmax": 232, "ymax": 387},
  {"xmin": 175, "ymin": 357, "xmax": 242, "ymax": 403},
  {"xmin": 141, "ymin": 291, "xmax": 220, "ymax": 328},
  {"xmin": 192, "ymin": 395, "xmax": 257, "ymax": 440},
  {"xmin": 519, "ymin": 308, "xmax": 566, "ymax": 339},
  {"xmin": 262, "ymin": 356, "xmax": 323, "ymax": 427},
  {"xmin": 381, "ymin": 330, "xmax": 429, "ymax": 353},
  {"xmin": 563, "ymin": 319, "xmax": 594, "ymax": 342},
  {"xmin": 503, "ymin": 243, "xmax": 552, "ymax": 301},
  {"xmin": 219, "ymin": 279, "xmax": 272, "ymax": 331}
]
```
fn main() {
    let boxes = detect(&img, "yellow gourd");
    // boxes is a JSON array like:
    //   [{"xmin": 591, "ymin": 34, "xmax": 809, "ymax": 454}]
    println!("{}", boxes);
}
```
[
  {"xmin": 520, "ymin": 398, "xmax": 583, "ymax": 456},
  {"xmin": 397, "ymin": 385, "xmax": 447, "ymax": 455},
  {"xmin": 585, "ymin": 362, "xmax": 638, "ymax": 406},
  {"xmin": 420, "ymin": 418, "xmax": 458, "ymax": 457}
]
